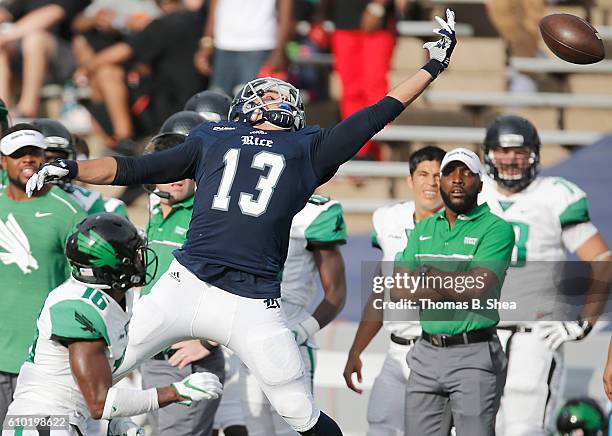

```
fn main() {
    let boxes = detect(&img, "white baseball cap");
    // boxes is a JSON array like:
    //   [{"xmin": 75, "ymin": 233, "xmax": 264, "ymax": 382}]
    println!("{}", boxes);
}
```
[
  {"xmin": 0, "ymin": 129, "xmax": 47, "ymax": 156},
  {"xmin": 440, "ymin": 147, "xmax": 482, "ymax": 176}
]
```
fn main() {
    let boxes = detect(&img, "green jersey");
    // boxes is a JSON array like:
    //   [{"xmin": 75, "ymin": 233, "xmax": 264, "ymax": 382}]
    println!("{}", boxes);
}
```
[
  {"xmin": 398, "ymin": 203, "xmax": 514, "ymax": 335},
  {"xmin": 0, "ymin": 186, "xmax": 86, "ymax": 373},
  {"xmin": 141, "ymin": 195, "xmax": 194, "ymax": 296},
  {"xmin": 64, "ymin": 184, "xmax": 128, "ymax": 218}
]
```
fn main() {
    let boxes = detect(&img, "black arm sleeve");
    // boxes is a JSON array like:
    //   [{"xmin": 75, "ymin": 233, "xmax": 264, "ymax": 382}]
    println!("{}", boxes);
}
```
[
  {"xmin": 112, "ymin": 138, "xmax": 202, "ymax": 185},
  {"xmin": 311, "ymin": 96, "xmax": 405, "ymax": 180}
]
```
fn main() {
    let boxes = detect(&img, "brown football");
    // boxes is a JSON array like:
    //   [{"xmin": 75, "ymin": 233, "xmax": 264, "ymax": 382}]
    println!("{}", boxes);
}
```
[{"xmin": 539, "ymin": 14, "xmax": 605, "ymax": 64}]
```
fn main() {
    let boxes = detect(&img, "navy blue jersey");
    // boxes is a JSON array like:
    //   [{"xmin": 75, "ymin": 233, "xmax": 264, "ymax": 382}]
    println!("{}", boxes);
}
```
[{"xmin": 114, "ymin": 96, "xmax": 405, "ymax": 298}]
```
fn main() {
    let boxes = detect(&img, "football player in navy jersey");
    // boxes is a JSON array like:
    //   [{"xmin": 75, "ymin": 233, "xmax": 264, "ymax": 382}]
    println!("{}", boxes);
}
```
[{"xmin": 26, "ymin": 10, "xmax": 457, "ymax": 434}]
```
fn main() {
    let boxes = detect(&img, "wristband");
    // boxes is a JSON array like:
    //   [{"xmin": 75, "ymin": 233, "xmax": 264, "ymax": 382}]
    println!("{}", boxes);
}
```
[
  {"xmin": 59, "ymin": 159, "xmax": 79, "ymax": 180},
  {"xmin": 421, "ymin": 59, "xmax": 445, "ymax": 80},
  {"xmin": 102, "ymin": 387, "xmax": 159, "ymax": 419}
]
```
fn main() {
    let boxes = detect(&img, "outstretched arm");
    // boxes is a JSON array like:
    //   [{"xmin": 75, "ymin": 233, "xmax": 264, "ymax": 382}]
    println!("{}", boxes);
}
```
[
  {"xmin": 68, "ymin": 339, "xmax": 222, "ymax": 419},
  {"xmin": 310, "ymin": 9, "xmax": 457, "ymax": 181},
  {"xmin": 26, "ymin": 138, "xmax": 204, "ymax": 196}
]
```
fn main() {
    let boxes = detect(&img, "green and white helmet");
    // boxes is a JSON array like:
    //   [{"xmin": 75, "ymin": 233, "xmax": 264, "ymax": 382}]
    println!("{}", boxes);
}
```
[
  {"xmin": 65, "ymin": 213, "xmax": 157, "ymax": 291},
  {"xmin": 557, "ymin": 398, "xmax": 607, "ymax": 436}
]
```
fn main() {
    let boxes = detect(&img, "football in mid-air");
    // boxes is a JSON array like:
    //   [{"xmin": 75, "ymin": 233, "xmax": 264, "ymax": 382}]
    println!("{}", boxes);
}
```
[{"xmin": 539, "ymin": 14, "xmax": 605, "ymax": 64}]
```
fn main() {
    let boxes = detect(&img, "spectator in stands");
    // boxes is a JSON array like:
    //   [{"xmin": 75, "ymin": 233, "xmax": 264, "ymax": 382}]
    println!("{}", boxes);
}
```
[
  {"xmin": 71, "ymin": 0, "xmax": 159, "ymax": 147},
  {"xmin": 485, "ymin": 0, "xmax": 545, "ymax": 93},
  {"xmin": 0, "ymin": 123, "xmax": 86, "ymax": 424},
  {"xmin": 194, "ymin": 0, "xmax": 294, "ymax": 96},
  {"xmin": 325, "ymin": 0, "xmax": 396, "ymax": 161},
  {"xmin": 0, "ymin": 0, "xmax": 90, "ymax": 118},
  {"xmin": 75, "ymin": 0, "xmax": 205, "ymax": 153}
]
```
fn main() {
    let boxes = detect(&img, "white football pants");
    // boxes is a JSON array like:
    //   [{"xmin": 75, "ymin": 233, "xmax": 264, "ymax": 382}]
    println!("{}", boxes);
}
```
[
  {"xmin": 113, "ymin": 259, "xmax": 320, "ymax": 433},
  {"xmin": 240, "ymin": 342, "xmax": 316, "ymax": 436},
  {"xmin": 495, "ymin": 328, "xmax": 565, "ymax": 436}
]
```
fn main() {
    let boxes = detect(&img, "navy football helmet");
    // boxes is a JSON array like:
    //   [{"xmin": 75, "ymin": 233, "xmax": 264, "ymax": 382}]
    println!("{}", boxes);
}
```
[{"xmin": 229, "ymin": 77, "xmax": 305, "ymax": 131}]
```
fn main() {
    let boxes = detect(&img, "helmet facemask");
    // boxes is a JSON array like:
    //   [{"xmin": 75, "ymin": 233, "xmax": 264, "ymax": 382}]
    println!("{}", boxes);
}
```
[{"xmin": 230, "ymin": 78, "xmax": 305, "ymax": 131}]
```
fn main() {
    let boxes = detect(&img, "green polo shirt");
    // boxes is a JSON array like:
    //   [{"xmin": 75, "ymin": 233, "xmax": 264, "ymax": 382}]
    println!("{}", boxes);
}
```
[
  {"xmin": 141, "ymin": 195, "xmax": 194, "ymax": 296},
  {"xmin": 397, "ymin": 203, "xmax": 514, "ymax": 335}
]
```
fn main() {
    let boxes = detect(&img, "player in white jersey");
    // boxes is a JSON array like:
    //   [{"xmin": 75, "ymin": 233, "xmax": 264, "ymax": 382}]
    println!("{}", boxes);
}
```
[
  {"xmin": 478, "ymin": 115, "xmax": 612, "ymax": 436},
  {"xmin": 240, "ymin": 194, "xmax": 347, "ymax": 435},
  {"xmin": 2, "ymin": 214, "xmax": 222, "ymax": 436},
  {"xmin": 343, "ymin": 147, "xmax": 447, "ymax": 436}
]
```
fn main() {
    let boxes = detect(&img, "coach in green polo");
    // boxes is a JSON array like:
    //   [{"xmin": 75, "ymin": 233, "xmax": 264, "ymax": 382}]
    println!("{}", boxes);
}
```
[{"xmin": 396, "ymin": 148, "xmax": 514, "ymax": 436}]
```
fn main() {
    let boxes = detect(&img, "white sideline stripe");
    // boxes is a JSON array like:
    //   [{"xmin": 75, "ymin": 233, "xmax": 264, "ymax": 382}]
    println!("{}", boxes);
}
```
[{"xmin": 314, "ymin": 350, "xmax": 386, "ymax": 390}]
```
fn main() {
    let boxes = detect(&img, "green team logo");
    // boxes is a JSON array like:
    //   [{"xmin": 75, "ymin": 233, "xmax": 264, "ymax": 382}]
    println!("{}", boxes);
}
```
[
  {"xmin": 75, "ymin": 311, "xmax": 101, "ymax": 335},
  {"xmin": 77, "ymin": 230, "xmax": 119, "ymax": 268}
]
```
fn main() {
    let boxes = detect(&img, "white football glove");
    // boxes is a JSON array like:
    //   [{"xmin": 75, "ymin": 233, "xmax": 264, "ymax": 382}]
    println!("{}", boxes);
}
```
[
  {"xmin": 25, "ymin": 159, "xmax": 74, "ymax": 197},
  {"xmin": 291, "ymin": 316, "xmax": 320, "ymax": 347},
  {"xmin": 423, "ymin": 9, "xmax": 457, "ymax": 69},
  {"xmin": 535, "ymin": 320, "xmax": 593, "ymax": 351},
  {"xmin": 107, "ymin": 417, "xmax": 144, "ymax": 436},
  {"xmin": 171, "ymin": 371, "xmax": 223, "ymax": 406}
]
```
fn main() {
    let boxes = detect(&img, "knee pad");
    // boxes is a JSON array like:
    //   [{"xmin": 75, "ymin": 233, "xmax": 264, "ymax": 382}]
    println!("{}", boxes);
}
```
[
  {"xmin": 247, "ymin": 328, "xmax": 304, "ymax": 386},
  {"xmin": 275, "ymin": 391, "xmax": 317, "ymax": 431},
  {"xmin": 298, "ymin": 412, "xmax": 343, "ymax": 436}
]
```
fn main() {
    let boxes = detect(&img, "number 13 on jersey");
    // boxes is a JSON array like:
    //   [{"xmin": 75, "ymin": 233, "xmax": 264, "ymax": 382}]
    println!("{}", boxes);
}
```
[{"xmin": 212, "ymin": 149, "xmax": 286, "ymax": 217}]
